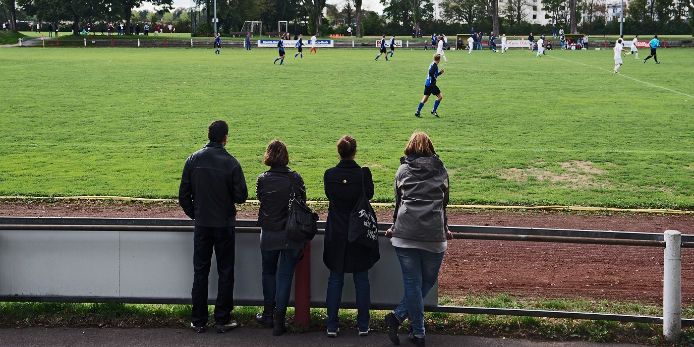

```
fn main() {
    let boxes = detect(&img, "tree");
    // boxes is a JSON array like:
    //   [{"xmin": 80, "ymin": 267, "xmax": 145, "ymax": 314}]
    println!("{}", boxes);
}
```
[
  {"xmin": 569, "ymin": 0, "xmax": 577, "ymax": 33},
  {"xmin": 303, "ymin": 0, "xmax": 326, "ymax": 35},
  {"xmin": 355, "ymin": 0, "xmax": 362, "ymax": 37},
  {"xmin": 1, "ymin": 0, "xmax": 17, "ymax": 31},
  {"xmin": 341, "ymin": 1, "xmax": 353, "ymax": 28},
  {"xmin": 541, "ymin": 0, "xmax": 567, "ymax": 29},
  {"xmin": 503, "ymin": 0, "xmax": 529, "ymax": 24},
  {"xmin": 627, "ymin": 0, "xmax": 648, "ymax": 23},
  {"xmin": 19, "ymin": 0, "xmax": 107, "ymax": 35},
  {"xmin": 489, "ymin": 0, "xmax": 499, "ymax": 35},
  {"xmin": 441, "ymin": 0, "xmax": 486, "ymax": 27},
  {"xmin": 381, "ymin": 0, "xmax": 434, "ymax": 33}
]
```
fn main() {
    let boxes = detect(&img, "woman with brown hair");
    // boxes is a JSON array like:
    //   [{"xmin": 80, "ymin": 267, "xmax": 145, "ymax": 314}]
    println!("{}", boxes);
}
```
[
  {"xmin": 384, "ymin": 132, "xmax": 451, "ymax": 347},
  {"xmin": 255, "ymin": 139, "xmax": 306, "ymax": 336},
  {"xmin": 323, "ymin": 135, "xmax": 380, "ymax": 337}
]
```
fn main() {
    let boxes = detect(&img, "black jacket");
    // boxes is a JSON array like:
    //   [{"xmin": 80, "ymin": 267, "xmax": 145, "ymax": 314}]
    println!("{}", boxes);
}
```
[
  {"xmin": 323, "ymin": 159, "xmax": 380, "ymax": 273},
  {"xmin": 257, "ymin": 166, "xmax": 306, "ymax": 231},
  {"xmin": 178, "ymin": 142, "xmax": 248, "ymax": 227}
]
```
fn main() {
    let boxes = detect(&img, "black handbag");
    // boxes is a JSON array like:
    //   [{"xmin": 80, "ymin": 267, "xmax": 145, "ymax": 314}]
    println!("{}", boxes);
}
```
[
  {"xmin": 347, "ymin": 168, "xmax": 379, "ymax": 248},
  {"xmin": 285, "ymin": 173, "xmax": 319, "ymax": 242}
]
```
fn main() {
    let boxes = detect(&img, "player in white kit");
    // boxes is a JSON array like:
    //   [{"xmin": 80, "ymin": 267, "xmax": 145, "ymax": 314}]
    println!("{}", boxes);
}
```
[
  {"xmin": 436, "ymin": 35, "xmax": 448, "ymax": 62},
  {"xmin": 613, "ymin": 38, "xmax": 624, "ymax": 73},
  {"xmin": 467, "ymin": 36, "xmax": 474, "ymax": 54},
  {"xmin": 536, "ymin": 37, "xmax": 544, "ymax": 57},
  {"xmin": 501, "ymin": 34, "xmax": 508, "ymax": 53},
  {"xmin": 630, "ymin": 35, "xmax": 639, "ymax": 59}
]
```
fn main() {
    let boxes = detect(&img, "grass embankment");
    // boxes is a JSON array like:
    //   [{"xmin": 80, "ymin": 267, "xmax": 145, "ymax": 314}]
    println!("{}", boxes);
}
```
[
  {"xmin": 0, "ymin": 31, "xmax": 27, "ymax": 45},
  {"xmin": 0, "ymin": 48, "xmax": 692, "ymax": 208},
  {"xmin": 2, "ymin": 295, "xmax": 694, "ymax": 344}
]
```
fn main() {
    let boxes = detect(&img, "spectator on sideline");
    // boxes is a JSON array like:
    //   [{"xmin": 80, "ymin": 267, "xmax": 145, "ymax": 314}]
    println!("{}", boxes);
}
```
[
  {"xmin": 384, "ymin": 132, "xmax": 451, "ymax": 347},
  {"xmin": 245, "ymin": 32, "xmax": 252, "ymax": 51},
  {"xmin": 583, "ymin": 35, "xmax": 589, "ymax": 49},
  {"xmin": 48, "ymin": 23, "xmax": 53, "ymax": 37},
  {"xmin": 144, "ymin": 23, "xmax": 150, "ymax": 36},
  {"xmin": 254, "ymin": 140, "xmax": 307, "ymax": 336},
  {"xmin": 179, "ymin": 120, "xmax": 248, "ymax": 334},
  {"xmin": 323, "ymin": 136, "xmax": 380, "ymax": 338},
  {"xmin": 2, "ymin": 22, "xmax": 6, "ymax": 31},
  {"xmin": 135, "ymin": 24, "xmax": 140, "ymax": 36},
  {"xmin": 478, "ymin": 32, "xmax": 483, "ymax": 50},
  {"xmin": 528, "ymin": 32, "xmax": 534, "ymax": 50}
]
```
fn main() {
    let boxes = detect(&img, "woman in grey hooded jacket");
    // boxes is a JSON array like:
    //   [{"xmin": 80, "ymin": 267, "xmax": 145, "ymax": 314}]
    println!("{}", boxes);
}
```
[{"xmin": 384, "ymin": 132, "xmax": 452, "ymax": 347}]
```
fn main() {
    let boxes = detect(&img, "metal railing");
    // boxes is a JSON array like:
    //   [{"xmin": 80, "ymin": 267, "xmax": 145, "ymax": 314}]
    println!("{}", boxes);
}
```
[{"xmin": 0, "ymin": 217, "xmax": 688, "ymax": 341}]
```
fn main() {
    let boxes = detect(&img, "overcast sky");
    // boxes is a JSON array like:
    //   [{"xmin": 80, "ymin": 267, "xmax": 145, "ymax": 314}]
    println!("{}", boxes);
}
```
[{"xmin": 144, "ymin": 0, "xmax": 384, "ymax": 13}]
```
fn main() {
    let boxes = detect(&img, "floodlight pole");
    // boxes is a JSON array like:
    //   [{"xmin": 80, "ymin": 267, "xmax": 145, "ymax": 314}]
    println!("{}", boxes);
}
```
[
  {"xmin": 213, "ymin": 0, "xmax": 218, "ymax": 35},
  {"xmin": 619, "ymin": 0, "xmax": 624, "ymax": 37}
]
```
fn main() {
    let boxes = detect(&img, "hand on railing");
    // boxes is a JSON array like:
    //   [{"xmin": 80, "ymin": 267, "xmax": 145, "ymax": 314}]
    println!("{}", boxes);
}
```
[{"xmin": 385, "ymin": 226, "xmax": 394, "ymax": 238}]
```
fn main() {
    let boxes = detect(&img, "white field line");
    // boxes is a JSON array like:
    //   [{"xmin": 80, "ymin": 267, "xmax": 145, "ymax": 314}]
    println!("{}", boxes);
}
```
[{"xmin": 548, "ymin": 54, "xmax": 694, "ymax": 100}]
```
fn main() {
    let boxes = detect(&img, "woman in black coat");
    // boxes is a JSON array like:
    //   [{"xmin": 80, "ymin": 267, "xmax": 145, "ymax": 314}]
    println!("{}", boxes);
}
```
[{"xmin": 323, "ymin": 135, "xmax": 380, "ymax": 337}]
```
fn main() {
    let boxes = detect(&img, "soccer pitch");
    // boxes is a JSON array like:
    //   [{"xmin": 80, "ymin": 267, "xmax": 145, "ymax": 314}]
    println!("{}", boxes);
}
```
[{"xmin": 0, "ymin": 47, "xmax": 692, "ymax": 208}]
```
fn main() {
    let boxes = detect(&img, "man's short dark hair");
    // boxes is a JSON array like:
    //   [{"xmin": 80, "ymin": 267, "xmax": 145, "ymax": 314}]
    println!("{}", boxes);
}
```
[{"xmin": 208, "ymin": 120, "xmax": 228, "ymax": 143}]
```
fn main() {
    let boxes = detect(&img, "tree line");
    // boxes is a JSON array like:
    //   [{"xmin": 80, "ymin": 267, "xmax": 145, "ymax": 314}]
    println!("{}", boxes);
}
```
[{"xmin": 1, "ymin": 0, "xmax": 691, "ymax": 36}]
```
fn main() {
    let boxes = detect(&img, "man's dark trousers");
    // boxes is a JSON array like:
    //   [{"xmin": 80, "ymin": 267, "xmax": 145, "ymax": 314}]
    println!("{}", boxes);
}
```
[{"xmin": 191, "ymin": 225, "xmax": 236, "ymax": 326}]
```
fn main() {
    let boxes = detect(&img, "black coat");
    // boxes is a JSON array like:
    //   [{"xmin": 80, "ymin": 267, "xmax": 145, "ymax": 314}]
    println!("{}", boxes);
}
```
[
  {"xmin": 256, "ymin": 166, "xmax": 306, "ymax": 231},
  {"xmin": 178, "ymin": 142, "xmax": 248, "ymax": 227},
  {"xmin": 323, "ymin": 160, "xmax": 380, "ymax": 273}
]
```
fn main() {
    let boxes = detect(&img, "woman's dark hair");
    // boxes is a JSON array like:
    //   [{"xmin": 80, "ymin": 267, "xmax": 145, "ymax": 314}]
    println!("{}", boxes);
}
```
[
  {"xmin": 337, "ymin": 135, "xmax": 357, "ymax": 159},
  {"xmin": 263, "ymin": 139, "xmax": 289, "ymax": 167},
  {"xmin": 208, "ymin": 120, "xmax": 228, "ymax": 143}
]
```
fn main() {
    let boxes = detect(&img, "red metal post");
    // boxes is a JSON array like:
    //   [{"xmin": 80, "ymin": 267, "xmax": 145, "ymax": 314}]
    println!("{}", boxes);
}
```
[{"xmin": 294, "ymin": 242, "xmax": 311, "ymax": 329}]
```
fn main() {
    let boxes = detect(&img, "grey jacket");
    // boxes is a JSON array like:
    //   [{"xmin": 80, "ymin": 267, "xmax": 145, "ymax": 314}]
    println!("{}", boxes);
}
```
[{"xmin": 392, "ymin": 154, "xmax": 449, "ymax": 242}]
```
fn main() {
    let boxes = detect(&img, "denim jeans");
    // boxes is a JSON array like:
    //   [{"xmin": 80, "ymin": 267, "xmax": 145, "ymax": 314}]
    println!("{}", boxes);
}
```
[
  {"xmin": 191, "ymin": 226, "xmax": 235, "ymax": 326},
  {"xmin": 392, "ymin": 247, "xmax": 445, "ymax": 338},
  {"xmin": 326, "ymin": 271, "xmax": 370, "ymax": 332},
  {"xmin": 261, "ymin": 248, "xmax": 301, "ymax": 313}
]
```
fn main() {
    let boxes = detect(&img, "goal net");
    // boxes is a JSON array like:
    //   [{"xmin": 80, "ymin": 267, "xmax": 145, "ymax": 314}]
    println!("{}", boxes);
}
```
[{"xmin": 241, "ymin": 21, "xmax": 262, "ymax": 36}]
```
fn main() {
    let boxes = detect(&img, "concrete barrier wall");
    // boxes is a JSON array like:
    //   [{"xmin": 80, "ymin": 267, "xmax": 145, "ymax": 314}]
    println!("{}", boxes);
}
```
[{"xmin": 0, "ymin": 225, "xmax": 437, "ymax": 307}]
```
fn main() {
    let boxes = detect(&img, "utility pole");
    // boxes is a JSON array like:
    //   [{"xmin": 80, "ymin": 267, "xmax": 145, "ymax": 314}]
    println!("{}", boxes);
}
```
[
  {"xmin": 213, "ymin": 0, "xmax": 218, "ymax": 35},
  {"xmin": 619, "ymin": 0, "xmax": 624, "ymax": 37}
]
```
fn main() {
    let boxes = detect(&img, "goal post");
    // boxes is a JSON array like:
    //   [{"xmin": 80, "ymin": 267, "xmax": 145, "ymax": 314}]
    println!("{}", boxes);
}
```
[
  {"xmin": 278, "ymin": 20, "xmax": 288, "ymax": 34},
  {"xmin": 241, "ymin": 21, "xmax": 262, "ymax": 36}
]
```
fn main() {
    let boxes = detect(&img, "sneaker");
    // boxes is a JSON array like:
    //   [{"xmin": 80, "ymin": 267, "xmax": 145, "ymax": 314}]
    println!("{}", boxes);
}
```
[
  {"xmin": 431, "ymin": 111, "xmax": 439, "ymax": 118},
  {"xmin": 415, "ymin": 112, "xmax": 421, "ymax": 118},
  {"xmin": 215, "ymin": 320, "xmax": 239, "ymax": 333},
  {"xmin": 384, "ymin": 313, "xmax": 401, "ymax": 345},
  {"xmin": 358, "ymin": 328, "xmax": 370, "ymax": 337},
  {"xmin": 326, "ymin": 328, "xmax": 339, "ymax": 338},
  {"xmin": 190, "ymin": 322, "xmax": 206, "ymax": 334},
  {"xmin": 656, "ymin": 62, "xmax": 661, "ymax": 64},
  {"xmin": 410, "ymin": 335, "xmax": 425, "ymax": 347},
  {"xmin": 255, "ymin": 312, "xmax": 273, "ymax": 328}
]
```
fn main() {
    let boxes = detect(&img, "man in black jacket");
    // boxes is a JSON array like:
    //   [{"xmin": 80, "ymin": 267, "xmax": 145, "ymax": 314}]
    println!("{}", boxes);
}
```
[{"xmin": 179, "ymin": 120, "xmax": 248, "ymax": 334}]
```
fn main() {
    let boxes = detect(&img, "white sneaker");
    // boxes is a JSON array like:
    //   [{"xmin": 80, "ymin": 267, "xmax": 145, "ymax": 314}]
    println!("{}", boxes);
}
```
[
  {"xmin": 358, "ymin": 328, "xmax": 370, "ymax": 336},
  {"xmin": 326, "ymin": 328, "xmax": 339, "ymax": 338}
]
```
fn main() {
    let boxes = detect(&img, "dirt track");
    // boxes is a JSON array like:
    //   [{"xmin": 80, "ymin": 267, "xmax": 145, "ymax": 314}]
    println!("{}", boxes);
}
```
[{"xmin": 1, "ymin": 200, "xmax": 692, "ymax": 304}]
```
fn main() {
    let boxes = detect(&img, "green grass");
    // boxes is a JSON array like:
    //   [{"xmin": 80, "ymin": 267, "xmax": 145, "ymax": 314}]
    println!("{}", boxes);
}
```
[
  {"xmin": 2, "ymin": 298, "xmax": 694, "ymax": 344},
  {"xmin": 0, "ymin": 31, "xmax": 27, "ymax": 45},
  {"xmin": 0, "ymin": 48, "xmax": 692, "ymax": 208}
]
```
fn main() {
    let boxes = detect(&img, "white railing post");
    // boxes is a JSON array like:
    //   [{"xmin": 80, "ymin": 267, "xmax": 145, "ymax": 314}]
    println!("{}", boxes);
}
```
[
  {"xmin": 407, "ymin": 40, "xmax": 409, "ymax": 48},
  {"xmin": 191, "ymin": 38, "xmax": 193, "ymax": 48},
  {"xmin": 663, "ymin": 230, "xmax": 681, "ymax": 342},
  {"xmin": 84, "ymin": 38, "xmax": 87, "ymax": 47},
  {"xmin": 352, "ymin": 40, "xmax": 354, "ymax": 48},
  {"xmin": 18, "ymin": 38, "xmax": 22, "ymax": 46},
  {"xmin": 137, "ymin": 38, "xmax": 140, "ymax": 47}
]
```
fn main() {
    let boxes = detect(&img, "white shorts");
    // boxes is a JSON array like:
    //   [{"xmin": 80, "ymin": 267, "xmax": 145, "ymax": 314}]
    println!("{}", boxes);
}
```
[
  {"xmin": 614, "ymin": 56, "xmax": 623, "ymax": 64},
  {"xmin": 630, "ymin": 47, "xmax": 638, "ymax": 52},
  {"xmin": 436, "ymin": 49, "xmax": 445, "ymax": 55}
]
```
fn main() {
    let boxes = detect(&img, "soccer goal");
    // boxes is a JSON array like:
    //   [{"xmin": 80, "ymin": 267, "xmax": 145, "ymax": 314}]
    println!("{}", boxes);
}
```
[
  {"xmin": 241, "ymin": 21, "xmax": 262, "ymax": 36},
  {"xmin": 278, "ymin": 21, "xmax": 288, "ymax": 34}
]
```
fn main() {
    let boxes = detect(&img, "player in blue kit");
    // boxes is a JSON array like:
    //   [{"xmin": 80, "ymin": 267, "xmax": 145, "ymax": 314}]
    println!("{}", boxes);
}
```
[
  {"xmin": 273, "ymin": 38, "xmax": 285, "ymax": 65},
  {"xmin": 388, "ymin": 35, "xmax": 396, "ymax": 58},
  {"xmin": 375, "ymin": 34, "xmax": 389, "ymax": 61},
  {"xmin": 213, "ymin": 33, "xmax": 221, "ymax": 54},
  {"xmin": 294, "ymin": 34, "xmax": 304, "ymax": 59},
  {"xmin": 415, "ymin": 54, "xmax": 445, "ymax": 118}
]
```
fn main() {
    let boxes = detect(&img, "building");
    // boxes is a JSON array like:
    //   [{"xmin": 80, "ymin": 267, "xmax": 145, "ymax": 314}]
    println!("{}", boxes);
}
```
[{"xmin": 498, "ymin": 0, "xmax": 552, "ymax": 26}]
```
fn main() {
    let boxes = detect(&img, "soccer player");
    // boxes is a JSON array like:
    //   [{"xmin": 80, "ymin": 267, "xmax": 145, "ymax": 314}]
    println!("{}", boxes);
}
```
[
  {"xmin": 245, "ymin": 32, "xmax": 252, "ymax": 51},
  {"xmin": 431, "ymin": 33, "xmax": 437, "ymax": 49},
  {"xmin": 613, "ymin": 38, "xmax": 625, "ymax": 73},
  {"xmin": 294, "ymin": 34, "xmax": 304, "ymax": 58},
  {"xmin": 310, "ymin": 34, "xmax": 318, "ymax": 54},
  {"xmin": 501, "ymin": 34, "xmax": 508, "ymax": 53},
  {"xmin": 630, "ymin": 35, "xmax": 639, "ymax": 58},
  {"xmin": 489, "ymin": 33, "xmax": 497, "ymax": 52},
  {"xmin": 389, "ymin": 35, "xmax": 396, "ymax": 58},
  {"xmin": 273, "ymin": 37, "xmax": 285, "ymax": 65},
  {"xmin": 643, "ymin": 35, "xmax": 660, "ymax": 64},
  {"xmin": 375, "ymin": 34, "xmax": 389, "ymax": 61},
  {"xmin": 467, "ymin": 35, "xmax": 474, "ymax": 54},
  {"xmin": 536, "ymin": 36, "xmax": 544, "ymax": 57},
  {"xmin": 415, "ymin": 54, "xmax": 445, "ymax": 118},
  {"xmin": 436, "ymin": 35, "xmax": 448, "ymax": 63},
  {"xmin": 213, "ymin": 33, "xmax": 221, "ymax": 55}
]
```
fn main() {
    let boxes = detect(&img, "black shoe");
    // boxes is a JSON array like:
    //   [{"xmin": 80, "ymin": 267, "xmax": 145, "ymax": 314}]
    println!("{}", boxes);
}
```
[
  {"xmin": 272, "ymin": 311, "xmax": 287, "ymax": 336},
  {"xmin": 384, "ymin": 312, "xmax": 401, "ymax": 345},
  {"xmin": 410, "ymin": 336, "xmax": 425, "ymax": 347},
  {"xmin": 215, "ymin": 320, "xmax": 238, "ymax": 333},
  {"xmin": 656, "ymin": 61, "xmax": 660, "ymax": 64},
  {"xmin": 255, "ymin": 304, "xmax": 275, "ymax": 328},
  {"xmin": 190, "ymin": 322, "xmax": 206, "ymax": 334},
  {"xmin": 431, "ymin": 111, "xmax": 439, "ymax": 117},
  {"xmin": 415, "ymin": 112, "xmax": 421, "ymax": 118}
]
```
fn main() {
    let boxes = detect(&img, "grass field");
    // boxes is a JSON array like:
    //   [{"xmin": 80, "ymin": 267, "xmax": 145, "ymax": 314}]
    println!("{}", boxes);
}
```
[{"xmin": 0, "ymin": 47, "xmax": 692, "ymax": 208}]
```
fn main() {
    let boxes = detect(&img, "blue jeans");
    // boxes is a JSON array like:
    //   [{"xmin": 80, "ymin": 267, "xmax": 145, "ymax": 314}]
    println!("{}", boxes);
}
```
[
  {"xmin": 326, "ymin": 271, "xmax": 370, "ymax": 332},
  {"xmin": 261, "ymin": 248, "xmax": 301, "ymax": 313},
  {"xmin": 392, "ymin": 247, "xmax": 445, "ymax": 338}
]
